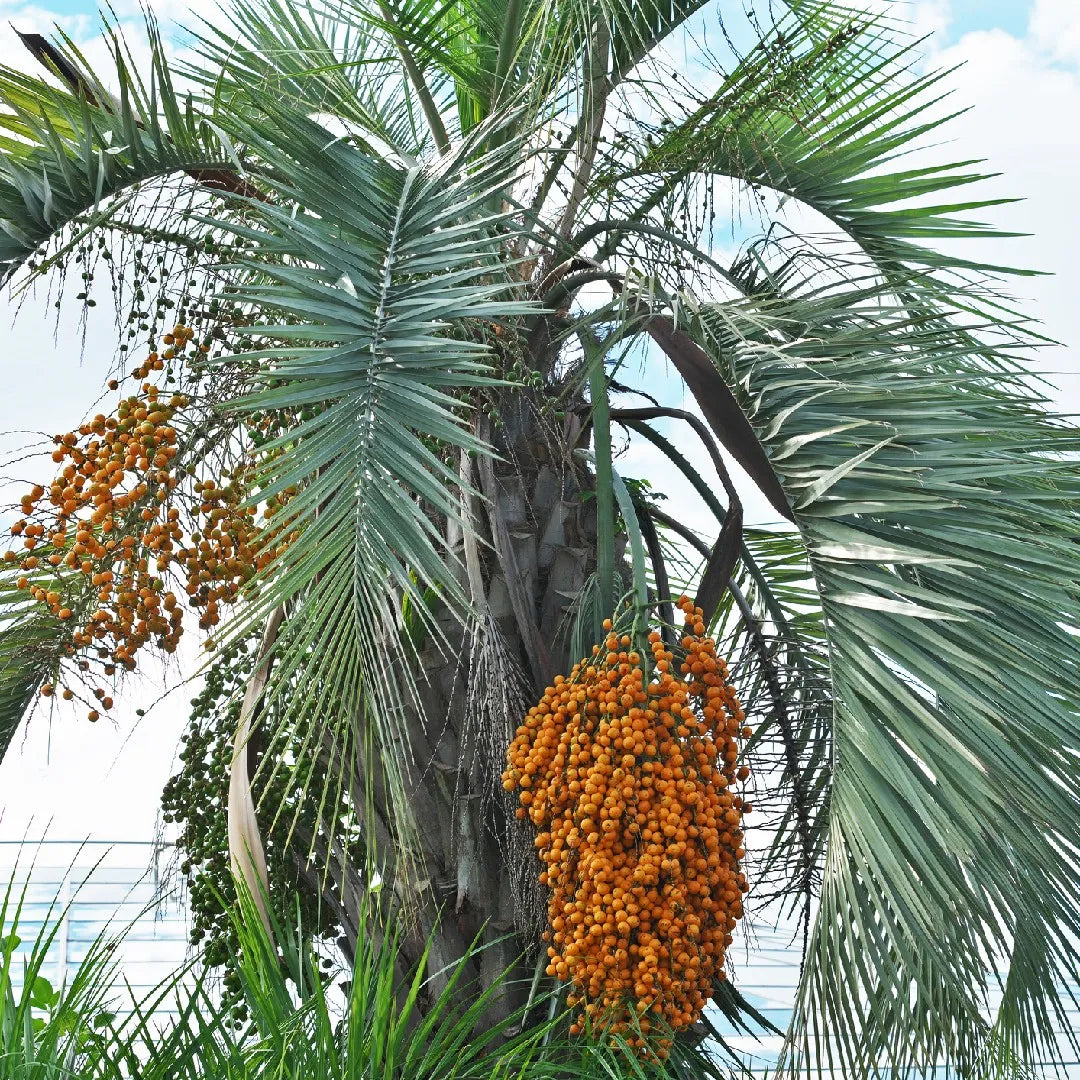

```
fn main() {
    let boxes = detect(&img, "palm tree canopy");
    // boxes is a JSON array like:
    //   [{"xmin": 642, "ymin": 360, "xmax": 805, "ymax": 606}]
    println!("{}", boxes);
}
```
[{"xmin": 1, "ymin": 0, "xmax": 1079, "ymax": 1074}]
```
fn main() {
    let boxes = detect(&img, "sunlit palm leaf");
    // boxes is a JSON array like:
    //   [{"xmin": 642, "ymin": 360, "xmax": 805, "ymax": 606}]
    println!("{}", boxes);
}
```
[
  {"xmin": 191, "ymin": 0, "xmax": 424, "ymax": 159},
  {"xmin": 0, "ymin": 610, "xmax": 52, "ymax": 762},
  {"xmin": 597, "ymin": 7, "xmax": 1030, "ymax": 310}
]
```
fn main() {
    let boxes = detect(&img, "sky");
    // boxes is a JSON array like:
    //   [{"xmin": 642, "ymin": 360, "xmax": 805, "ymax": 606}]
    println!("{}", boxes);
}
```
[{"xmin": 0, "ymin": 0, "xmax": 1079, "ymax": 857}]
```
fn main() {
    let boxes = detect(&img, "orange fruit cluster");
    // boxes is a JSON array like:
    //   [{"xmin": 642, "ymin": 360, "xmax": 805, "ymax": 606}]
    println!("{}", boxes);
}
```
[
  {"xmin": 176, "ymin": 469, "xmax": 292, "ymax": 631},
  {"xmin": 4, "ymin": 328, "xmax": 294, "ymax": 717},
  {"xmin": 6, "ymin": 382, "xmax": 188, "ymax": 671},
  {"xmin": 503, "ymin": 599, "xmax": 750, "ymax": 1055},
  {"xmin": 129, "ymin": 322, "xmax": 205, "ymax": 381}
]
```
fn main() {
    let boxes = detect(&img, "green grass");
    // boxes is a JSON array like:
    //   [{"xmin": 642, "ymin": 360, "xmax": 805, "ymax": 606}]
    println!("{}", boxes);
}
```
[{"xmin": 0, "ymin": 859, "xmax": 741, "ymax": 1079}]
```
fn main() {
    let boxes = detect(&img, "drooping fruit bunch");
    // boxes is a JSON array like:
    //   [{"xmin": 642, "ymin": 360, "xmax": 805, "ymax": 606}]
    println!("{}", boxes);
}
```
[
  {"xmin": 503, "ymin": 598, "xmax": 750, "ymax": 1056},
  {"xmin": 3, "ymin": 327, "xmax": 295, "ymax": 715}
]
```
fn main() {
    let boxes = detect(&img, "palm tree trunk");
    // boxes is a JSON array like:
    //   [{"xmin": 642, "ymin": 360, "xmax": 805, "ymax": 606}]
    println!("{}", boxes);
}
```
[{"xmin": 330, "ymin": 389, "xmax": 601, "ymax": 1017}]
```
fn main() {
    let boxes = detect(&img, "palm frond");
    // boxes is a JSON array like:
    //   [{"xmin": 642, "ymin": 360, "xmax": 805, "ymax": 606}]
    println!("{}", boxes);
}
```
[
  {"xmin": 191, "ymin": 100, "xmax": 536, "ymax": 879},
  {"xmin": 0, "ymin": 19, "xmax": 246, "ymax": 283},
  {"xmin": 680, "ymin": 262, "xmax": 1080, "ymax": 1073},
  {"xmin": 724, "ymin": 529, "xmax": 832, "ymax": 935},
  {"xmin": 4, "ymin": 2, "xmax": 1079, "ymax": 1073},
  {"xmin": 0, "ymin": 623, "xmax": 49, "ymax": 763},
  {"xmin": 0, "ymin": 576, "xmax": 72, "ymax": 761},
  {"xmin": 592, "ymin": 6, "xmax": 1032, "ymax": 313},
  {"xmin": 191, "ymin": 0, "xmax": 429, "ymax": 159}
]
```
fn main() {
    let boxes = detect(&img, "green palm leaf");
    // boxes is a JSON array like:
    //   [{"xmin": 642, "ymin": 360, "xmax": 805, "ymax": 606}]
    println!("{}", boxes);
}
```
[
  {"xmin": 586, "ymin": 7, "xmax": 1030, "ymax": 310},
  {"xmin": 192, "ymin": 99, "xmax": 535, "ymax": 868},
  {"xmin": 0, "ymin": 611, "xmax": 52, "ymax": 762},
  {"xmin": 191, "ymin": 0, "xmax": 425, "ymax": 158},
  {"xmin": 0, "ymin": 20, "xmax": 246, "ymax": 283},
  {"xmin": 673, "ymin": 229, "xmax": 1080, "ymax": 1075}
]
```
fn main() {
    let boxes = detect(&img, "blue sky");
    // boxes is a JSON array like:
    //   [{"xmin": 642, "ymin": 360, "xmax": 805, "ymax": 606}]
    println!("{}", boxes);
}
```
[
  {"xmin": 3, "ymin": 0, "xmax": 1035, "ymax": 38},
  {"xmin": 0, "ymin": 0, "xmax": 1043, "ymax": 59},
  {"xmin": 948, "ymin": 0, "xmax": 1028, "ymax": 37}
]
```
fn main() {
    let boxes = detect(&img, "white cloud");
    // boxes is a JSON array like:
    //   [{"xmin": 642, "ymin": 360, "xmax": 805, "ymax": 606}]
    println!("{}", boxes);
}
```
[
  {"xmin": 908, "ymin": 0, "xmax": 953, "ymax": 42},
  {"xmin": 921, "ymin": 8, "xmax": 1080, "ymax": 407},
  {"xmin": 1028, "ymin": 0, "xmax": 1080, "ymax": 67}
]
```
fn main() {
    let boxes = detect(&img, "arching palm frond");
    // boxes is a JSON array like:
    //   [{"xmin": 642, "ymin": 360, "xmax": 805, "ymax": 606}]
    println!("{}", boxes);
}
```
[
  {"xmin": 0, "ymin": 603, "xmax": 56, "ymax": 762},
  {"xmin": 191, "ymin": 0, "xmax": 426, "ymax": 159},
  {"xmin": 0, "ymin": 20, "xmax": 247, "ymax": 284},
  {"xmin": 630, "ymin": 16, "xmax": 1028, "ymax": 292},
  {"xmin": 685, "ymin": 271, "xmax": 1080, "ymax": 1073}
]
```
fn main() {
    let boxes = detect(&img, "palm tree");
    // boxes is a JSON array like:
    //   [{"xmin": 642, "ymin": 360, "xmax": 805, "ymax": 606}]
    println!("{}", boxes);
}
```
[{"xmin": 2, "ymin": 0, "xmax": 1080, "ymax": 1073}]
